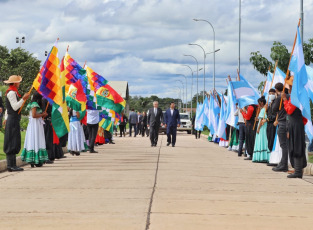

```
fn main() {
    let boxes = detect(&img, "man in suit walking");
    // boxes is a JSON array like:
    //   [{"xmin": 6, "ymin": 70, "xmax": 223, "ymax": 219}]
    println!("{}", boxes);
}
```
[
  {"xmin": 128, "ymin": 108, "xmax": 138, "ymax": 137},
  {"xmin": 147, "ymin": 101, "xmax": 163, "ymax": 147},
  {"xmin": 164, "ymin": 102, "xmax": 181, "ymax": 147}
]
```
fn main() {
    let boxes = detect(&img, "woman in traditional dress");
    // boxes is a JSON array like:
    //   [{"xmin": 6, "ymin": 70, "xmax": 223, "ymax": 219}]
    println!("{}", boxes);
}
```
[
  {"xmin": 67, "ymin": 109, "xmax": 86, "ymax": 156},
  {"xmin": 252, "ymin": 96, "xmax": 270, "ymax": 163},
  {"xmin": 3, "ymin": 75, "xmax": 30, "ymax": 172},
  {"xmin": 21, "ymin": 92, "xmax": 48, "ymax": 167}
]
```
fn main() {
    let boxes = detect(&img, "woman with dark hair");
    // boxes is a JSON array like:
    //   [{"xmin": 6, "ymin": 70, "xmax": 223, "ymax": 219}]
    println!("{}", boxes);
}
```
[
  {"xmin": 252, "ymin": 96, "xmax": 270, "ymax": 163},
  {"xmin": 21, "ymin": 91, "xmax": 48, "ymax": 167}
]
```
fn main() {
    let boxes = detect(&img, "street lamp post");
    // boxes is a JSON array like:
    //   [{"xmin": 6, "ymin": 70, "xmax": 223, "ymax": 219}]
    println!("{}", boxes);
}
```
[
  {"xmin": 182, "ymin": 64, "xmax": 194, "ymax": 119},
  {"xmin": 174, "ymin": 86, "xmax": 182, "ymax": 111},
  {"xmin": 189, "ymin": 43, "xmax": 206, "ymax": 101},
  {"xmin": 16, "ymin": 36, "xmax": 25, "ymax": 47},
  {"xmin": 184, "ymin": 54, "xmax": 199, "ymax": 104},
  {"xmin": 193, "ymin": 19, "xmax": 216, "ymax": 90},
  {"xmin": 176, "ymin": 74, "xmax": 187, "ymax": 113},
  {"xmin": 176, "ymin": 80, "xmax": 184, "ymax": 112}
]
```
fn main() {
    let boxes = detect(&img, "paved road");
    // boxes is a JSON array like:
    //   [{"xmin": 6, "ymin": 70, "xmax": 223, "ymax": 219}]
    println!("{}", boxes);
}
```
[{"xmin": 1, "ymin": 133, "xmax": 313, "ymax": 230}]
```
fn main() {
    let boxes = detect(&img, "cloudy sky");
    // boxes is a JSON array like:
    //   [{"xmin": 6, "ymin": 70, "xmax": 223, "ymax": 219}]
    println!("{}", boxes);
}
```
[{"xmin": 1, "ymin": 0, "xmax": 312, "ymax": 101}]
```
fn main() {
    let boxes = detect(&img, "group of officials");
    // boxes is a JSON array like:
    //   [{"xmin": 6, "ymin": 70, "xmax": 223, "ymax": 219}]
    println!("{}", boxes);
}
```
[{"xmin": 128, "ymin": 101, "xmax": 181, "ymax": 147}]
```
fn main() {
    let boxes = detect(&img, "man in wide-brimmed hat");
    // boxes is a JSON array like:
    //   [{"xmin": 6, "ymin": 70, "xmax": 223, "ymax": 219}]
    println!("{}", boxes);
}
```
[{"xmin": 3, "ymin": 75, "xmax": 30, "ymax": 172}]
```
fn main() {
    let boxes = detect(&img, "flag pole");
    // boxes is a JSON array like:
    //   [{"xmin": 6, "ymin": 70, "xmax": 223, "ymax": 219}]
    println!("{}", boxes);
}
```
[
  {"xmin": 18, "ymin": 86, "xmax": 33, "ymax": 114},
  {"xmin": 83, "ymin": 61, "xmax": 87, "ymax": 69},
  {"xmin": 275, "ymin": 19, "xmax": 301, "ymax": 123},
  {"xmin": 44, "ymin": 102, "xmax": 50, "ymax": 113},
  {"xmin": 237, "ymin": 69, "xmax": 240, "ymax": 81}
]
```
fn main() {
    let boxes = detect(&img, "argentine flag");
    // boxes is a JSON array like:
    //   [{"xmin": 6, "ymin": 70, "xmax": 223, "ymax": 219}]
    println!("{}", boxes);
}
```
[
  {"xmin": 263, "ymin": 71, "xmax": 273, "ymax": 99},
  {"xmin": 225, "ymin": 82, "xmax": 238, "ymax": 128},
  {"xmin": 231, "ymin": 75, "xmax": 259, "ymax": 109},
  {"xmin": 217, "ymin": 93, "xmax": 227, "ymax": 139},
  {"xmin": 289, "ymin": 26, "xmax": 311, "ymax": 121}
]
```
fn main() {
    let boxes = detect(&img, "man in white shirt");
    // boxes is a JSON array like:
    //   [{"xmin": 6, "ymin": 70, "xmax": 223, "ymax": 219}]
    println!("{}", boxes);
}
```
[
  {"xmin": 87, "ymin": 109, "xmax": 100, "ymax": 153},
  {"xmin": 3, "ymin": 75, "xmax": 30, "ymax": 172},
  {"xmin": 234, "ymin": 103, "xmax": 246, "ymax": 157}
]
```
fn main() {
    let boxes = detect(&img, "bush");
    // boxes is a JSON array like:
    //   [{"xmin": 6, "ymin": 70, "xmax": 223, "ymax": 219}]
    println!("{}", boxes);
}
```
[{"xmin": 20, "ymin": 116, "xmax": 29, "ymax": 131}]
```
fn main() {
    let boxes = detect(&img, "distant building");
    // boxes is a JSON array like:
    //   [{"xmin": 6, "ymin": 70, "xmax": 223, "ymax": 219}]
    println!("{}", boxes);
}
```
[{"xmin": 108, "ymin": 81, "xmax": 129, "ymax": 114}]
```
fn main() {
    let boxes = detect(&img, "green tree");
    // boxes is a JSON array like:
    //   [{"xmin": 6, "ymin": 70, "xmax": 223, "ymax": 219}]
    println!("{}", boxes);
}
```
[
  {"xmin": 0, "ymin": 46, "xmax": 41, "ymax": 96},
  {"xmin": 250, "ymin": 39, "xmax": 313, "ymax": 92},
  {"xmin": 0, "ymin": 45, "xmax": 41, "ymax": 114}
]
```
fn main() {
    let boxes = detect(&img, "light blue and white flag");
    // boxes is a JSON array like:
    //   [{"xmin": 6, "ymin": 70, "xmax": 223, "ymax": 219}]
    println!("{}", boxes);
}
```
[
  {"xmin": 263, "ymin": 71, "xmax": 273, "ymax": 99},
  {"xmin": 304, "ymin": 65, "xmax": 313, "ymax": 102},
  {"xmin": 289, "ymin": 26, "xmax": 311, "ymax": 121},
  {"xmin": 225, "ymin": 82, "xmax": 238, "ymax": 128},
  {"xmin": 273, "ymin": 67, "xmax": 286, "ymax": 86},
  {"xmin": 195, "ymin": 102, "xmax": 204, "ymax": 131},
  {"xmin": 217, "ymin": 93, "xmax": 227, "ymax": 139},
  {"xmin": 201, "ymin": 96, "xmax": 210, "ymax": 128},
  {"xmin": 208, "ymin": 93, "xmax": 220, "ymax": 134},
  {"xmin": 305, "ymin": 120, "xmax": 313, "ymax": 142},
  {"xmin": 231, "ymin": 75, "xmax": 259, "ymax": 109}
]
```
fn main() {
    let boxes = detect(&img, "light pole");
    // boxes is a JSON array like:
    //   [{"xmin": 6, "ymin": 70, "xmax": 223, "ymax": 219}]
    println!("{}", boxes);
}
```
[
  {"xmin": 189, "ymin": 43, "xmax": 206, "ymax": 101},
  {"xmin": 182, "ymin": 64, "xmax": 194, "ymax": 118},
  {"xmin": 174, "ymin": 86, "xmax": 182, "ymax": 111},
  {"xmin": 176, "ymin": 74, "xmax": 187, "ymax": 112},
  {"xmin": 184, "ymin": 54, "xmax": 199, "ymax": 103},
  {"xmin": 176, "ymin": 80, "xmax": 184, "ymax": 112},
  {"xmin": 206, "ymin": 49, "xmax": 220, "ymax": 56},
  {"xmin": 16, "ymin": 36, "xmax": 25, "ymax": 47},
  {"xmin": 193, "ymin": 19, "xmax": 216, "ymax": 89}
]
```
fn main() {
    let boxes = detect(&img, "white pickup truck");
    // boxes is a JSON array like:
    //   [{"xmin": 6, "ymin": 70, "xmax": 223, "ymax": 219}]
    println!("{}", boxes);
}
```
[{"xmin": 177, "ymin": 113, "xmax": 192, "ymax": 134}]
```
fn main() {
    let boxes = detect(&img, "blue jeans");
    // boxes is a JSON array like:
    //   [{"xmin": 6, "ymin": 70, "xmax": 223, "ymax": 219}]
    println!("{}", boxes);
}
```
[{"xmin": 238, "ymin": 123, "xmax": 245, "ymax": 155}]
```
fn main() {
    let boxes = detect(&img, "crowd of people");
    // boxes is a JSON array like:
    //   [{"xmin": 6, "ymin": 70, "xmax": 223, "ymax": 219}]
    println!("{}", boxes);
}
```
[
  {"xmin": 210, "ymin": 80, "xmax": 307, "ymax": 179},
  {"xmin": 0, "ymin": 75, "xmax": 121, "ymax": 172},
  {"xmin": 1, "ymin": 75, "xmax": 183, "ymax": 172}
]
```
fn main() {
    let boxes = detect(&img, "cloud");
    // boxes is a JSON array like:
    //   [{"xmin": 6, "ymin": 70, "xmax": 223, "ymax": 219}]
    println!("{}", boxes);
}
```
[{"xmin": 0, "ymin": 0, "xmax": 312, "ymax": 99}]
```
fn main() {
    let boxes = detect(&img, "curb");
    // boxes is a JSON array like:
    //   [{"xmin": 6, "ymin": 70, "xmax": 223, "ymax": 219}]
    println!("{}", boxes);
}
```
[
  {"xmin": 0, "ymin": 147, "xmax": 69, "ymax": 173},
  {"xmin": 199, "ymin": 134, "xmax": 313, "ymax": 176}
]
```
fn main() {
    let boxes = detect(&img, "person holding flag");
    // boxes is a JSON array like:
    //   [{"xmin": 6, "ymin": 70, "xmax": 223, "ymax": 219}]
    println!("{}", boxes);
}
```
[
  {"xmin": 272, "ymin": 83, "xmax": 289, "ymax": 172},
  {"xmin": 240, "ymin": 103, "xmax": 258, "ymax": 160},
  {"xmin": 3, "ymin": 75, "xmax": 30, "ymax": 172},
  {"xmin": 283, "ymin": 80, "xmax": 307, "ymax": 178}
]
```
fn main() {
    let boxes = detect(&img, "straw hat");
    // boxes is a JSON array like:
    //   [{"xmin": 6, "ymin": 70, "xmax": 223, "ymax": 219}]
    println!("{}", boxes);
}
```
[{"xmin": 3, "ymin": 75, "xmax": 22, "ymax": 84}]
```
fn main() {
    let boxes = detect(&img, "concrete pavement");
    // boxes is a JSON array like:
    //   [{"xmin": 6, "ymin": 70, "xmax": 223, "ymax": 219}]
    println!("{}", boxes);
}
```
[{"xmin": 1, "ymin": 133, "xmax": 313, "ymax": 230}]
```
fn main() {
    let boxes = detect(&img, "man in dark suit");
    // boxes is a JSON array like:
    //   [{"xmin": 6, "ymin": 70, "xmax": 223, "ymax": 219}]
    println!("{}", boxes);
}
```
[
  {"xmin": 147, "ymin": 101, "xmax": 163, "ymax": 147},
  {"xmin": 128, "ymin": 108, "xmax": 138, "ymax": 137},
  {"xmin": 164, "ymin": 102, "xmax": 180, "ymax": 147}
]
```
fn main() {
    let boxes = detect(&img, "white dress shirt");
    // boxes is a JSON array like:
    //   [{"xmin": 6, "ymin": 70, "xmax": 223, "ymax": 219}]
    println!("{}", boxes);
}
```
[
  {"xmin": 4, "ymin": 91, "xmax": 24, "ymax": 120},
  {"xmin": 87, "ymin": 109, "xmax": 99, "ymax": 124},
  {"xmin": 170, "ymin": 109, "xmax": 174, "ymax": 116}
]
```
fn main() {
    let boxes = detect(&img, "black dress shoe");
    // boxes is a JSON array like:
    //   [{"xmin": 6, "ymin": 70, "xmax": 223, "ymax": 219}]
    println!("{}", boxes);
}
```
[
  {"xmin": 172, "ymin": 145, "xmax": 175, "ymax": 147},
  {"xmin": 244, "ymin": 157, "xmax": 252, "ymax": 160},
  {"xmin": 109, "ymin": 141, "xmax": 115, "ymax": 144},
  {"xmin": 287, "ymin": 173, "xmax": 303, "ymax": 178},
  {"xmin": 272, "ymin": 166, "xmax": 288, "ymax": 172},
  {"xmin": 61, "ymin": 155, "xmax": 67, "ymax": 158},
  {"xmin": 8, "ymin": 167, "xmax": 23, "ymax": 172},
  {"xmin": 45, "ymin": 160, "xmax": 54, "ymax": 164},
  {"xmin": 90, "ymin": 150, "xmax": 98, "ymax": 153},
  {"xmin": 167, "ymin": 142, "xmax": 171, "ymax": 146},
  {"xmin": 151, "ymin": 144, "xmax": 154, "ymax": 147},
  {"xmin": 267, "ymin": 163, "xmax": 278, "ymax": 167}
]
